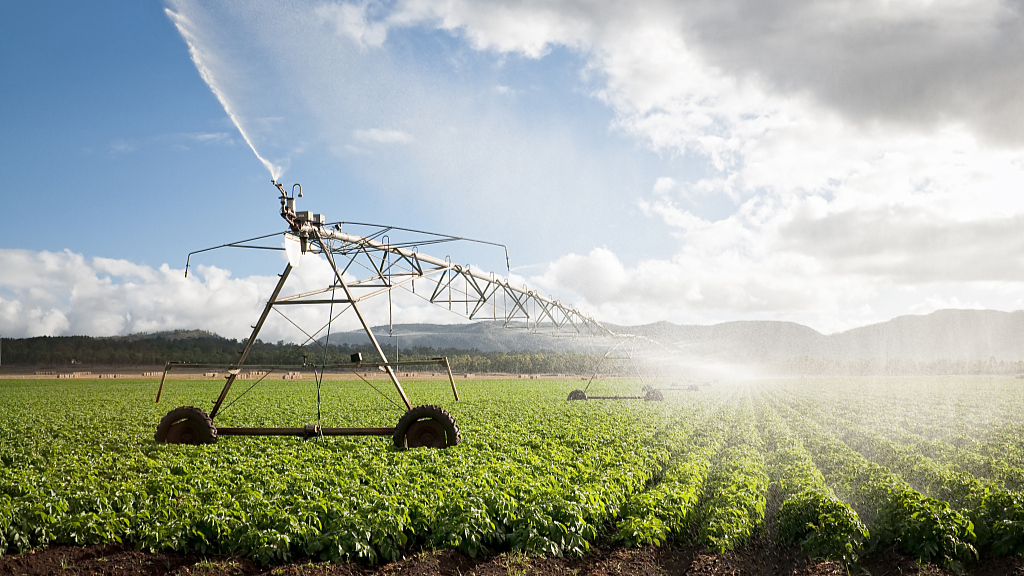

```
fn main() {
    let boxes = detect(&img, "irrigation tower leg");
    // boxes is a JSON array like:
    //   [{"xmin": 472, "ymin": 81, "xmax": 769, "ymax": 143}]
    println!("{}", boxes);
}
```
[
  {"xmin": 209, "ymin": 263, "xmax": 294, "ymax": 419},
  {"xmin": 317, "ymin": 232, "xmax": 413, "ymax": 411},
  {"xmin": 443, "ymin": 356, "xmax": 459, "ymax": 400},
  {"xmin": 155, "ymin": 363, "xmax": 170, "ymax": 403}
]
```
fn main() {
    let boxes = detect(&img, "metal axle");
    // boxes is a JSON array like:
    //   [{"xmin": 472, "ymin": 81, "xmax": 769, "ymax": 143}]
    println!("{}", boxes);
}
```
[{"xmin": 218, "ymin": 426, "xmax": 393, "ymax": 437}]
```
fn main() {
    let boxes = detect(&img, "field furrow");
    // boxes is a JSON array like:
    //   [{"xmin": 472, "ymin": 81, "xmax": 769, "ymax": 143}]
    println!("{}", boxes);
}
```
[
  {"xmin": 755, "ymin": 398, "xmax": 867, "ymax": 563},
  {"xmin": 692, "ymin": 396, "xmax": 769, "ymax": 552},
  {"xmin": 772, "ymin": 399, "xmax": 977, "ymax": 568},
  {"xmin": 615, "ymin": 398, "xmax": 728, "ymax": 546}
]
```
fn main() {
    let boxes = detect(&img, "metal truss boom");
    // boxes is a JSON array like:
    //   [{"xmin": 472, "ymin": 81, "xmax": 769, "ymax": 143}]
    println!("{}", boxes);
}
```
[{"xmin": 292, "ymin": 224, "xmax": 614, "ymax": 338}]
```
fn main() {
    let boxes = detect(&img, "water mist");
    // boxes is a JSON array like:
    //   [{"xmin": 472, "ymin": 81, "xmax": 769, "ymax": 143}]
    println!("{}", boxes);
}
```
[{"xmin": 165, "ymin": 8, "xmax": 283, "ymax": 181}]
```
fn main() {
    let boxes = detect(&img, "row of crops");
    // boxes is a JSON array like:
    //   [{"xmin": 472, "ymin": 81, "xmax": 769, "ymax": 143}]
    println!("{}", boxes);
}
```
[{"xmin": 2, "ymin": 375, "xmax": 1024, "ymax": 569}]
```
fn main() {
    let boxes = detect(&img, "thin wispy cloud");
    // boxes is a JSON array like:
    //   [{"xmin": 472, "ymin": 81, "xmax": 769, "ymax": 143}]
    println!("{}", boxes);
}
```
[
  {"xmin": 353, "ymin": 128, "xmax": 414, "ymax": 144},
  {"xmin": 188, "ymin": 131, "xmax": 234, "ymax": 144},
  {"xmin": 108, "ymin": 140, "xmax": 137, "ymax": 156}
]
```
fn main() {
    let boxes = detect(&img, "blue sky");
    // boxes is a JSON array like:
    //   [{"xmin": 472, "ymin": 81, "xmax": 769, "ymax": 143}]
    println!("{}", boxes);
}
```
[
  {"xmin": 2, "ymin": 2, "xmax": 264, "ymax": 264},
  {"xmin": 1, "ymin": 1, "xmax": 698, "ymax": 270},
  {"xmin": 3, "ymin": 0, "xmax": 1024, "ymax": 340}
]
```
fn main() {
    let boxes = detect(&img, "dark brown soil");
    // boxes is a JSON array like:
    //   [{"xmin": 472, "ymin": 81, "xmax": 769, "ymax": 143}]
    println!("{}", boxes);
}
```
[{"xmin": 4, "ymin": 543, "xmax": 1024, "ymax": 576}]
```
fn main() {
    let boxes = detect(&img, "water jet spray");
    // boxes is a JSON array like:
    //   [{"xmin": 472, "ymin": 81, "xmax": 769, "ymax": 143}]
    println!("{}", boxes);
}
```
[{"xmin": 166, "ymin": 8, "xmax": 284, "ymax": 180}]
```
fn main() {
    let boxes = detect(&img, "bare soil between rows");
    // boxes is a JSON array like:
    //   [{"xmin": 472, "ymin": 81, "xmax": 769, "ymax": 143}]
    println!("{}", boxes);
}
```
[{"xmin": 4, "ymin": 542, "xmax": 1024, "ymax": 576}]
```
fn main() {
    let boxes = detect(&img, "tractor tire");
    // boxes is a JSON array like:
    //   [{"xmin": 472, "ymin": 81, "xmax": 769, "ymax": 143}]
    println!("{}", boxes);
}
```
[
  {"xmin": 567, "ymin": 389, "xmax": 588, "ymax": 401},
  {"xmin": 644, "ymin": 389, "xmax": 665, "ymax": 402},
  {"xmin": 155, "ymin": 406, "xmax": 217, "ymax": 445},
  {"xmin": 393, "ymin": 405, "xmax": 460, "ymax": 449}
]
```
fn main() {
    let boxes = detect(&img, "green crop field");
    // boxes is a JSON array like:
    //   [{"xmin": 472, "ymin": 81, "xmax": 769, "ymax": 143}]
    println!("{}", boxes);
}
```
[{"xmin": 3, "ymin": 375, "xmax": 1024, "ymax": 570}]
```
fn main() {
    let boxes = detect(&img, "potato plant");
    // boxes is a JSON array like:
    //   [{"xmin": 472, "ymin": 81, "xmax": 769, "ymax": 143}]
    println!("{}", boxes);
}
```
[
  {"xmin": 757, "ymin": 403, "xmax": 868, "ymax": 563},
  {"xmin": 3, "ymin": 375, "xmax": 1024, "ymax": 570}
]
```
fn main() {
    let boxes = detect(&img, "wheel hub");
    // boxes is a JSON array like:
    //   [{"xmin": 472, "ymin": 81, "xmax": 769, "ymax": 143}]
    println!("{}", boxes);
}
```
[{"xmin": 406, "ymin": 419, "xmax": 446, "ymax": 448}]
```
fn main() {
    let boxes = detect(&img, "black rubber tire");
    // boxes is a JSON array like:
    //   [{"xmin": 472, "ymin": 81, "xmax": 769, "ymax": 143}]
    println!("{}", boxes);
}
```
[
  {"xmin": 567, "ymin": 389, "xmax": 588, "ymax": 401},
  {"xmin": 644, "ymin": 389, "xmax": 665, "ymax": 402},
  {"xmin": 393, "ymin": 405, "xmax": 460, "ymax": 449},
  {"xmin": 154, "ymin": 406, "xmax": 217, "ymax": 445}
]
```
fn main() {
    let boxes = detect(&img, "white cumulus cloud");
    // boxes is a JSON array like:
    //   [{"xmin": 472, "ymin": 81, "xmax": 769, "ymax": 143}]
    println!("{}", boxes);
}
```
[
  {"xmin": 110, "ymin": 0, "xmax": 1024, "ymax": 334},
  {"xmin": 0, "ymin": 247, "xmax": 484, "ymax": 341},
  {"xmin": 316, "ymin": 1, "xmax": 389, "ymax": 49},
  {"xmin": 388, "ymin": 0, "xmax": 1024, "ymax": 330}
]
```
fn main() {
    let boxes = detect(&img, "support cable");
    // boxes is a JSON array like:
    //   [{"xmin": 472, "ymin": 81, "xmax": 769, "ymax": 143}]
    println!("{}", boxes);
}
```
[
  {"xmin": 217, "ymin": 368, "xmax": 279, "ymax": 416},
  {"xmin": 584, "ymin": 337, "xmax": 631, "ymax": 394},
  {"xmin": 349, "ymin": 368, "xmax": 405, "ymax": 411},
  {"xmin": 317, "ymin": 278, "xmax": 337, "ymax": 430}
]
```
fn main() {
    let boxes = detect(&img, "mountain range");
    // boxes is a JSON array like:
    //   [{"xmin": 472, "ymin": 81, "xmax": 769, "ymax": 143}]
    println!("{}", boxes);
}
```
[{"xmin": 329, "ymin": 309, "xmax": 1024, "ymax": 363}]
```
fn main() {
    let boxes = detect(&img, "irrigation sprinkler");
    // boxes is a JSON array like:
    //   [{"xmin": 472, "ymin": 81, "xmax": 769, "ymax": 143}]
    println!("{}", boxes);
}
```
[{"xmin": 155, "ymin": 181, "xmax": 614, "ymax": 448}]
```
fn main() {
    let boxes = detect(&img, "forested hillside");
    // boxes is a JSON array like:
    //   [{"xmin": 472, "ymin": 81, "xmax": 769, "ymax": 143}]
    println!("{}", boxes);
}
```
[{"xmin": 0, "ymin": 331, "xmax": 597, "ymax": 375}]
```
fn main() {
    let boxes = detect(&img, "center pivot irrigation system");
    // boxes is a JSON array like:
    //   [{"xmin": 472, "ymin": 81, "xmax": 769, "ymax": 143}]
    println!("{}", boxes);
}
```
[{"xmin": 154, "ymin": 181, "xmax": 616, "ymax": 448}]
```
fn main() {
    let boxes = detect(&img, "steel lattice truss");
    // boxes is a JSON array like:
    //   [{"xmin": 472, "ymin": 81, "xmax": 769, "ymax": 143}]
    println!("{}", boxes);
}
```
[{"xmin": 287, "ymin": 225, "xmax": 612, "ymax": 338}]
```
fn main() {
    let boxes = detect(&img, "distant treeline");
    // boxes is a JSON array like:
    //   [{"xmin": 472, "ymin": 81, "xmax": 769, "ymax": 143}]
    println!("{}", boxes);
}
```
[
  {"xmin": 5, "ymin": 334, "xmax": 1023, "ymax": 377},
  {"xmin": 0, "ymin": 333, "xmax": 599, "ymax": 375}
]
